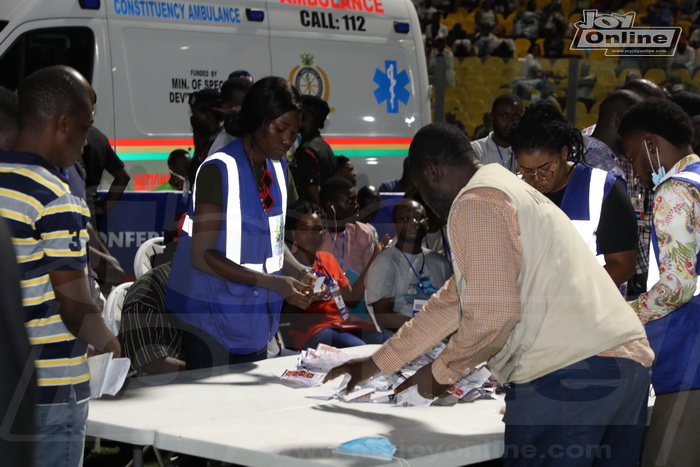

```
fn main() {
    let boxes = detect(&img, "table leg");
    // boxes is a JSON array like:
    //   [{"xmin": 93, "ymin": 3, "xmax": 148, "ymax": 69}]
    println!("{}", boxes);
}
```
[{"xmin": 132, "ymin": 446, "xmax": 144, "ymax": 467}]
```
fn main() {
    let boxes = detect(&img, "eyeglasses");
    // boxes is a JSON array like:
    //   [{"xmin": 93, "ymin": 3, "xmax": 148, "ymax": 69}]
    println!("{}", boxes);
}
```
[{"xmin": 519, "ymin": 160, "xmax": 559, "ymax": 181}]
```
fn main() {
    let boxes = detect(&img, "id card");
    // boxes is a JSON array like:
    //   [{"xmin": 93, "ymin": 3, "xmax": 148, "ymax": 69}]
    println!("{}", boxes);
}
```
[
  {"xmin": 268, "ymin": 214, "xmax": 284, "ymax": 257},
  {"xmin": 412, "ymin": 299, "xmax": 427, "ymax": 316}
]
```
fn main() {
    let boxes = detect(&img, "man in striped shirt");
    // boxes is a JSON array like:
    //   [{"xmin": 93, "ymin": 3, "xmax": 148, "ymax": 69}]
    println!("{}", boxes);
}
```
[
  {"xmin": 326, "ymin": 123, "xmax": 654, "ymax": 465},
  {"xmin": 0, "ymin": 66, "xmax": 120, "ymax": 467}
]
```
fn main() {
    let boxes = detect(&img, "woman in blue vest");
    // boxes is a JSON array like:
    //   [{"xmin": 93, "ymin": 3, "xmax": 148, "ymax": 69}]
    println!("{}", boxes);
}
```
[
  {"xmin": 510, "ymin": 101, "xmax": 638, "ymax": 287},
  {"xmin": 166, "ymin": 77, "xmax": 314, "ymax": 369},
  {"xmin": 619, "ymin": 98, "xmax": 700, "ymax": 466}
]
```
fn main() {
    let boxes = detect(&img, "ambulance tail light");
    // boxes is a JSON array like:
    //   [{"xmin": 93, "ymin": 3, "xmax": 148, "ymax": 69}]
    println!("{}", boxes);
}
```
[
  {"xmin": 246, "ymin": 9, "xmax": 265, "ymax": 22},
  {"xmin": 79, "ymin": 0, "xmax": 101, "ymax": 9},
  {"xmin": 393, "ymin": 22, "xmax": 410, "ymax": 34}
]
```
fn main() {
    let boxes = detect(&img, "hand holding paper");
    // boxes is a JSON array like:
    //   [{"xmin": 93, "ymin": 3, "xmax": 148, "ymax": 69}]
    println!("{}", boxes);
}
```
[
  {"xmin": 323, "ymin": 356, "xmax": 382, "ymax": 392},
  {"xmin": 394, "ymin": 362, "xmax": 451, "ymax": 399}
]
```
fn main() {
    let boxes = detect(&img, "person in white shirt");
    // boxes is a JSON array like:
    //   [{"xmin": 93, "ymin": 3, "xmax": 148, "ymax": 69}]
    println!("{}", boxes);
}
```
[
  {"xmin": 365, "ymin": 199, "xmax": 452, "ymax": 333},
  {"xmin": 470, "ymin": 93, "xmax": 523, "ymax": 173}
]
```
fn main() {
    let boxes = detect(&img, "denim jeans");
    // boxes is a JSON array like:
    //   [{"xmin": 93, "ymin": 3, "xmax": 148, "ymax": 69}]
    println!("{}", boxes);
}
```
[
  {"xmin": 502, "ymin": 356, "xmax": 650, "ymax": 467},
  {"xmin": 34, "ymin": 386, "xmax": 88, "ymax": 467},
  {"xmin": 303, "ymin": 327, "xmax": 388, "ymax": 350}
]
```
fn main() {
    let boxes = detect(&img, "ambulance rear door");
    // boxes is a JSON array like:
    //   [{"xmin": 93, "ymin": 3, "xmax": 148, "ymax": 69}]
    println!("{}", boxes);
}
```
[
  {"xmin": 266, "ymin": 0, "xmax": 430, "ymax": 188},
  {"xmin": 104, "ymin": 0, "xmax": 274, "ymax": 185}
]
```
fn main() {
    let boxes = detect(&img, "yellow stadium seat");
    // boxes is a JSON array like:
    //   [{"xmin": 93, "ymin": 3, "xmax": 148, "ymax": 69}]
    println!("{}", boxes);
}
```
[
  {"xmin": 514, "ymin": 38, "xmax": 532, "ymax": 59},
  {"xmin": 466, "ymin": 86, "xmax": 492, "ymax": 99},
  {"xmin": 462, "ymin": 98, "xmax": 489, "ymax": 121},
  {"xmin": 444, "ymin": 98, "xmax": 463, "ymax": 112},
  {"xmin": 446, "ymin": 87, "xmax": 470, "ymax": 103},
  {"xmin": 483, "ymin": 56, "xmax": 506, "ymax": 70},
  {"xmin": 670, "ymin": 68, "xmax": 692, "ymax": 83},
  {"xmin": 675, "ymin": 20, "xmax": 691, "ymax": 37},
  {"xmin": 455, "ymin": 111, "xmax": 474, "ymax": 125},
  {"xmin": 576, "ymin": 113, "xmax": 598, "ymax": 130},
  {"xmin": 644, "ymin": 68, "xmax": 666, "ymax": 85}
]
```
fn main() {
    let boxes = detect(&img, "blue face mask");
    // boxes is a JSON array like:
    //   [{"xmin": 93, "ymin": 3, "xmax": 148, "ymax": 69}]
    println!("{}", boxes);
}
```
[
  {"xmin": 645, "ymin": 141, "xmax": 666, "ymax": 186},
  {"xmin": 332, "ymin": 436, "xmax": 397, "ymax": 461}
]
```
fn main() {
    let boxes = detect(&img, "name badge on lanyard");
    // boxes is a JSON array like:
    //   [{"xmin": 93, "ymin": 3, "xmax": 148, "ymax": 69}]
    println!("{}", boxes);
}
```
[
  {"xmin": 269, "ymin": 214, "xmax": 284, "ymax": 258},
  {"xmin": 412, "ymin": 299, "xmax": 428, "ymax": 316}
]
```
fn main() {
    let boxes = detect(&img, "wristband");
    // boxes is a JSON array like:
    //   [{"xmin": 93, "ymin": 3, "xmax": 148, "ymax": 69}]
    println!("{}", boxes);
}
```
[{"xmin": 296, "ymin": 267, "xmax": 314, "ymax": 281}]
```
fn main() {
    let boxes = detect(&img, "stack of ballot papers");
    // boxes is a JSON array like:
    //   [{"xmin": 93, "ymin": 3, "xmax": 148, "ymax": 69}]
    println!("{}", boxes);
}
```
[{"xmin": 277, "ymin": 343, "xmax": 497, "ymax": 407}]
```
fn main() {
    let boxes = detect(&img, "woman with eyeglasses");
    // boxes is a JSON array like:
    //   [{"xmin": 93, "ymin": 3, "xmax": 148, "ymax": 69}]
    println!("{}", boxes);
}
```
[
  {"xmin": 283, "ymin": 201, "xmax": 387, "ymax": 350},
  {"xmin": 165, "ymin": 77, "xmax": 315, "ymax": 370},
  {"xmin": 510, "ymin": 101, "xmax": 638, "ymax": 287}
]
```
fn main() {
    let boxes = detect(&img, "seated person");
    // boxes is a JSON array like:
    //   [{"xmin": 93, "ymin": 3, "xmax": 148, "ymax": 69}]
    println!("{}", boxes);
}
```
[
  {"xmin": 319, "ymin": 177, "xmax": 390, "ymax": 318},
  {"xmin": 365, "ymin": 199, "xmax": 452, "ymax": 333},
  {"xmin": 154, "ymin": 149, "xmax": 191, "ymax": 191},
  {"xmin": 284, "ymin": 201, "xmax": 387, "ymax": 349},
  {"xmin": 334, "ymin": 155, "xmax": 357, "ymax": 186},
  {"xmin": 120, "ymin": 262, "xmax": 185, "ymax": 376},
  {"xmin": 357, "ymin": 185, "xmax": 382, "ymax": 244},
  {"xmin": 319, "ymin": 177, "xmax": 378, "ymax": 275}
]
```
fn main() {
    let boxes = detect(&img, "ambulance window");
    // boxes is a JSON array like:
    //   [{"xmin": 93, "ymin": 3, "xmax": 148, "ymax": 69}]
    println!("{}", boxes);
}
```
[{"xmin": 0, "ymin": 27, "xmax": 94, "ymax": 91}]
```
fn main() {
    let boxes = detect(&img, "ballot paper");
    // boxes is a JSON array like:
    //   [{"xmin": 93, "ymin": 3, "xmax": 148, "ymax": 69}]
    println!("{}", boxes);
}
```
[
  {"xmin": 278, "ymin": 369, "xmax": 326, "ymax": 387},
  {"xmin": 87, "ymin": 353, "xmax": 130, "ymax": 398},
  {"xmin": 297, "ymin": 344, "xmax": 354, "ymax": 373},
  {"xmin": 396, "ymin": 386, "xmax": 435, "ymax": 407},
  {"xmin": 287, "ymin": 344, "xmax": 495, "ymax": 407}
]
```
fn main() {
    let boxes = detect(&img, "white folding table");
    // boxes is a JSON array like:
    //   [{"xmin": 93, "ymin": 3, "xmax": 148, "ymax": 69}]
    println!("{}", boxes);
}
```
[{"xmin": 87, "ymin": 345, "xmax": 507, "ymax": 466}]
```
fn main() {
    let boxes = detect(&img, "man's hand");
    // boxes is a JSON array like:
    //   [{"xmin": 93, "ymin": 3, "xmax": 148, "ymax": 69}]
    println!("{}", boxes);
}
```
[
  {"xmin": 394, "ymin": 362, "xmax": 451, "ymax": 399},
  {"xmin": 323, "ymin": 357, "xmax": 382, "ymax": 391}
]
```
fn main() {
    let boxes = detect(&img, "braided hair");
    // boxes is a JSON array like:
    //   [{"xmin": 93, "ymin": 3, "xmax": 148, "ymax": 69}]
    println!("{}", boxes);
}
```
[{"xmin": 510, "ymin": 101, "xmax": 586, "ymax": 164}]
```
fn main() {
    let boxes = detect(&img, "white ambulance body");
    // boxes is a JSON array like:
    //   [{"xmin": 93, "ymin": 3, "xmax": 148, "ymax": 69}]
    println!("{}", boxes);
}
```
[{"xmin": 0, "ymin": 0, "xmax": 430, "ymax": 189}]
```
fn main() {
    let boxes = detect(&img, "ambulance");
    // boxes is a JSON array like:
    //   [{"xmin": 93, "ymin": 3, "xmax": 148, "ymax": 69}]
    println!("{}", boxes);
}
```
[{"xmin": 0, "ymin": 0, "xmax": 430, "ymax": 189}]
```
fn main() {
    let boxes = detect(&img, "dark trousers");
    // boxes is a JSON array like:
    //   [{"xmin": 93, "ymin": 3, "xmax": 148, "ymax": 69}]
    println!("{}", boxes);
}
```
[
  {"xmin": 502, "ymin": 356, "xmax": 650, "ymax": 466},
  {"xmin": 181, "ymin": 325, "xmax": 267, "ymax": 370}
]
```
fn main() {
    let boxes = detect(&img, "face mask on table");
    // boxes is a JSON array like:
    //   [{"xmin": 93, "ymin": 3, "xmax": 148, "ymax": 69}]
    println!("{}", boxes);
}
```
[{"xmin": 332, "ymin": 436, "xmax": 397, "ymax": 461}]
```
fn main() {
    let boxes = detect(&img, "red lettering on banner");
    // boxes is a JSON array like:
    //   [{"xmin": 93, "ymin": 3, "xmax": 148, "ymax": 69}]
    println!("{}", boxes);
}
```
[{"xmin": 133, "ymin": 173, "xmax": 170, "ymax": 191}]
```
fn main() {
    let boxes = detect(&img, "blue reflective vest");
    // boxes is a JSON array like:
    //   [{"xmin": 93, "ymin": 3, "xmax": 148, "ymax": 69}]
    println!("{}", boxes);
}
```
[
  {"xmin": 646, "ymin": 161, "xmax": 700, "ymax": 394},
  {"xmin": 165, "ymin": 138, "xmax": 288, "ymax": 354},
  {"xmin": 560, "ymin": 164, "xmax": 619, "ymax": 260}
]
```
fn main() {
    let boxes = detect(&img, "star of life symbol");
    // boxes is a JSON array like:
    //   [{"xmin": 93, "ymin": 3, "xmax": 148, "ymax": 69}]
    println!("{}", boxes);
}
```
[
  {"xmin": 373, "ymin": 60, "xmax": 410, "ymax": 114},
  {"xmin": 571, "ymin": 10, "xmax": 680, "ymax": 57}
]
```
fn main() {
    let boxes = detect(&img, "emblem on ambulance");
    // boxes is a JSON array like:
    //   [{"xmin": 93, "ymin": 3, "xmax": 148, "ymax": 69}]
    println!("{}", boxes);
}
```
[
  {"xmin": 373, "ymin": 60, "xmax": 410, "ymax": 114},
  {"xmin": 290, "ymin": 53, "xmax": 330, "ymax": 101}
]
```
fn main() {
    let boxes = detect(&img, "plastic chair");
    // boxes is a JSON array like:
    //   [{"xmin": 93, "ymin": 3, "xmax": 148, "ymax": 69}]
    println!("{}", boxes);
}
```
[
  {"xmin": 103, "ymin": 281, "xmax": 133, "ymax": 336},
  {"xmin": 444, "ymin": 98, "xmax": 463, "ymax": 112},
  {"xmin": 133, "ymin": 236, "xmax": 165, "ymax": 279},
  {"xmin": 514, "ymin": 38, "xmax": 531, "ymax": 59},
  {"xmin": 446, "ymin": 86, "xmax": 470, "ymax": 104},
  {"xmin": 644, "ymin": 68, "xmax": 666, "ymax": 85},
  {"xmin": 363, "ymin": 291, "xmax": 383, "ymax": 334}
]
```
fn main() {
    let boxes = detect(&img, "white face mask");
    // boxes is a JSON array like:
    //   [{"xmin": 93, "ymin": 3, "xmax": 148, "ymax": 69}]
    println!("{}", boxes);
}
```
[
  {"xmin": 169, "ymin": 170, "xmax": 186, "ymax": 182},
  {"xmin": 645, "ymin": 141, "xmax": 666, "ymax": 186}
]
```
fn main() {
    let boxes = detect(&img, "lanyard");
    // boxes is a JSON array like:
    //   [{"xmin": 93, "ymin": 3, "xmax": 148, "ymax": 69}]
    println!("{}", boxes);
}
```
[
  {"xmin": 496, "ymin": 143, "xmax": 514, "ymax": 172},
  {"xmin": 331, "ymin": 230, "xmax": 346, "ymax": 270},
  {"xmin": 398, "ymin": 247, "xmax": 425, "ymax": 284},
  {"xmin": 314, "ymin": 255, "xmax": 337, "ymax": 286}
]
